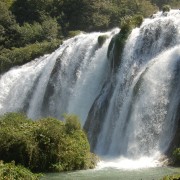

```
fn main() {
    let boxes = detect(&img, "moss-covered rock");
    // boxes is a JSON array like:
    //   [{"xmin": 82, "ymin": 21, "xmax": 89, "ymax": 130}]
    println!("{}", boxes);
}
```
[
  {"xmin": 98, "ymin": 35, "xmax": 108, "ymax": 47},
  {"xmin": 162, "ymin": 5, "xmax": 171, "ymax": 13},
  {"xmin": 0, "ymin": 113, "xmax": 98, "ymax": 172},
  {"xmin": 67, "ymin": 30, "xmax": 82, "ymax": 38},
  {"xmin": 107, "ymin": 15, "xmax": 144, "ymax": 70}
]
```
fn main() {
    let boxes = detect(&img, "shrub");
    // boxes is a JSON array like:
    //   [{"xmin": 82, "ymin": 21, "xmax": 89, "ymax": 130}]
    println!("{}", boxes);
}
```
[
  {"xmin": 162, "ymin": 5, "xmax": 171, "ymax": 13},
  {"xmin": 0, "ymin": 113, "xmax": 39, "ymax": 170},
  {"xmin": 0, "ymin": 161, "xmax": 41, "ymax": 180},
  {"xmin": 41, "ymin": 18, "xmax": 60, "ymax": 41},
  {"xmin": 64, "ymin": 114, "xmax": 81, "ymax": 133},
  {"xmin": 120, "ymin": 15, "xmax": 144, "ymax": 34},
  {"xmin": 0, "ymin": 40, "xmax": 61, "ymax": 74},
  {"xmin": 162, "ymin": 174, "xmax": 180, "ymax": 180},
  {"xmin": 16, "ymin": 22, "xmax": 43, "ymax": 46},
  {"xmin": 98, "ymin": 35, "xmax": 108, "ymax": 47},
  {"xmin": 131, "ymin": 15, "xmax": 144, "ymax": 28},
  {"xmin": 0, "ymin": 113, "xmax": 98, "ymax": 172},
  {"xmin": 67, "ymin": 30, "xmax": 82, "ymax": 38},
  {"xmin": 172, "ymin": 148, "xmax": 180, "ymax": 165}
]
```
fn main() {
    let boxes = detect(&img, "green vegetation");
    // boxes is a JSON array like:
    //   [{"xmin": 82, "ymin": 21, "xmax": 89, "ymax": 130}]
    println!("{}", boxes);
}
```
[
  {"xmin": 161, "ymin": 174, "xmax": 180, "ymax": 180},
  {"xmin": 0, "ymin": 0, "xmax": 179, "ymax": 74},
  {"xmin": 108, "ymin": 15, "xmax": 144, "ymax": 70},
  {"xmin": 162, "ymin": 5, "xmax": 171, "ymax": 12},
  {"xmin": 0, "ymin": 161, "xmax": 41, "ymax": 180},
  {"xmin": 0, "ymin": 113, "xmax": 98, "ymax": 172},
  {"xmin": 172, "ymin": 148, "xmax": 180, "ymax": 165},
  {"xmin": 0, "ymin": 40, "xmax": 60, "ymax": 73},
  {"xmin": 150, "ymin": 0, "xmax": 179, "ymax": 8},
  {"xmin": 67, "ymin": 30, "xmax": 82, "ymax": 38}
]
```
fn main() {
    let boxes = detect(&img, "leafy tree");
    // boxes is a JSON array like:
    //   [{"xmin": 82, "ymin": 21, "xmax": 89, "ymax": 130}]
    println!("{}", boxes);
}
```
[
  {"xmin": 64, "ymin": 114, "xmax": 81, "ymax": 134},
  {"xmin": 41, "ymin": 17, "xmax": 60, "ymax": 40},
  {"xmin": 173, "ymin": 148, "xmax": 180, "ymax": 165},
  {"xmin": 0, "ymin": 1, "xmax": 15, "ymax": 27},
  {"xmin": 0, "ymin": 0, "xmax": 15, "ymax": 9},
  {"xmin": 150, "ymin": 0, "xmax": 180, "ymax": 8},
  {"xmin": 1, "ymin": 0, "xmax": 178, "ymax": 75},
  {"xmin": 0, "ymin": 1, "xmax": 19, "ymax": 48},
  {"xmin": 0, "ymin": 113, "xmax": 98, "ymax": 172},
  {"xmin": 0, "ymin": 161, "xmax": 41, "ymax": 180},
  {"xmin": 0, "ymin": 40, "xmax": 60, "ymax": 73},
  {"xmin": 11, "ymin": 0, "xmax": 53, "ymax": 24}
]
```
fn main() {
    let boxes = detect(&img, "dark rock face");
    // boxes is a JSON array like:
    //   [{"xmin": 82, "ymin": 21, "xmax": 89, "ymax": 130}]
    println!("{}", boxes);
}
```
[
  {"xmin": 41, "ymin": 54, "xmax": 62, "ymax": 117},
  {"xmin": 166, "ymin": 60, "xmax": 180, "ymax": 156},
  {"xmin": 167, "ymin": 106, "xmax": 180, "ymax": 156},
  {"xmin": 84, "ymin": 82, "xmax": 114, "ymax": 151}
]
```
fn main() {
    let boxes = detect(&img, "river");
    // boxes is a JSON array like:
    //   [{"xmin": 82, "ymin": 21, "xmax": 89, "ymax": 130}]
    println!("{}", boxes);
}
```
[{"xmin": 43, "ymin": 167, "xmax": 180, "ymax": 180}]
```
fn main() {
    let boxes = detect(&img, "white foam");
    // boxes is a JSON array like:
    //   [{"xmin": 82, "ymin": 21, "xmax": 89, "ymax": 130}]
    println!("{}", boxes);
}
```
[{"xmin": 96, "ymin": 155, "xmax": 161, "ymax": 170}]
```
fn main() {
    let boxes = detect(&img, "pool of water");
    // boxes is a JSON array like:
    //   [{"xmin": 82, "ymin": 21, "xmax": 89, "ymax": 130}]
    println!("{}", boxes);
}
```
[{"xmin": 42, "ymin": 167, "xmax": 180, "ymax": 180}]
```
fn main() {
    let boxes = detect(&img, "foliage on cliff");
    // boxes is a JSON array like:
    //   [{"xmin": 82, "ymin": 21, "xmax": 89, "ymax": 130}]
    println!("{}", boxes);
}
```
[
  {"xmin": 162, "ymin": 174, "xmax": 180, "ymax": 180},
  {"xmin": 0, "ymin": 161, "xmax": 41, "ymax": 180},
  {"xmin": 107, "ymin": 15, "xmax": 143, "ymax": 70},
  {"xmin": 0, "ymin": 0, "xmax": 179, "ymax": 74},
  {"xmin": 172, "ymin": 148, "xmax": 180, "ymax": 166},
  {"xmin": 0, "ymin": 113, "xmax": 98, "ymax": 172},
  {"xmin": 150, "ymin": 0, "xmax": 179, "ymax": 8}
]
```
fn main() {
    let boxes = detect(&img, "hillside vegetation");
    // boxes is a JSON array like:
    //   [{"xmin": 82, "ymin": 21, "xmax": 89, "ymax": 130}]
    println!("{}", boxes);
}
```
[
  {"xmin": 0, "ymin": 0, "xmax": 179, "ymax": 74},
  {"xmin": 0, "ymin": 113, "xmax": 98, "ymax": 173}
]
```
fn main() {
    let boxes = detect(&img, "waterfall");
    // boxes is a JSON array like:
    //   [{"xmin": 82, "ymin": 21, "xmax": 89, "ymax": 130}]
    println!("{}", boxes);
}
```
[
  {"xmin": 0, "ymin": 10, "xmax": 180, "ymax": 167},
  {"xmin": 91, "ymin": 10, "xmax": 180, "ymax": 158},
  {"xmin": 0, "ymin": 29, "xmax": 118, "ymax": 124}
]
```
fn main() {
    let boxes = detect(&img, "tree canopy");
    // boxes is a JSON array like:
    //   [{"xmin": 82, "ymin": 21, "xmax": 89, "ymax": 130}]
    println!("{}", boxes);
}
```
[{"xmin": 0, "ymin": 0, "xmax": 179, "ymax": 73}]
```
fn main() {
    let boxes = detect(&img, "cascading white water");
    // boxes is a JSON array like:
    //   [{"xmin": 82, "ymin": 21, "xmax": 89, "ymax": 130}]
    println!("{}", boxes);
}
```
[
  {"xmin": 0, "ymin": 29, "xmax": 118, "ymax": 124},
  {"xmin": 94, "ymin": 10, "xmax": 180, "ymax": 161},
  {"xmin": 0, "ymin": 10, "xmax": 180, "ymax": 169}
]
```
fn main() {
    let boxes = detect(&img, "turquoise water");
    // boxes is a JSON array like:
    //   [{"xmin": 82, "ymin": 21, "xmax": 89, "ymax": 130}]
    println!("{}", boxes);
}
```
[{"xmin": 42, "ymin": 167, "xmax": 180, "ymax": 180}]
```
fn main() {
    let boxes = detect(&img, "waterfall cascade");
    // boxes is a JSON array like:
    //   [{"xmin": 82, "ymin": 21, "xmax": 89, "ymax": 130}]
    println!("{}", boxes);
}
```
[
  {"xmin": 0, "ymin": 29, "xmax": 118, "ymax": 124},
  {"xmin": 0, "ymin": 10, "xmax": 180, "ymax": 168}
]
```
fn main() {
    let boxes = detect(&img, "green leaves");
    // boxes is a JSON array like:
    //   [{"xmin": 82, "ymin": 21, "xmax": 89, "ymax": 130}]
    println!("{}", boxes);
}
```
[
  {"xmin": 172, "ymin": 148, "xmax": 180, "ymax": 165},
  {"xmin": 0, "ymin": 161, "xmax": 41, "ymax": 180},
  {"xmin": 0, "ymin": 112, "xmax": 98, "ymax": 172},
  {"xmin": 64, "ymin": 114, "xmax": 81, "ymax": 134},
  {"xmin": 162, "ymin": 5, "xmax": 171, "ymax": 13},
  {"xmin": 0, "ymin": 40, "xmax": 61, "ymax": 74}
]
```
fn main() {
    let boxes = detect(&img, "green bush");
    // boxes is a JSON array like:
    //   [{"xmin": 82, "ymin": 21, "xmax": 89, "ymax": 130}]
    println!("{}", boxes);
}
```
[
  {"xmin": 0, "ymin": 161, "xmax": 41, "ymax": 180},
  {"xmin": 0, "ymin": 40, "xmax": 61, "ymax": 74},
  {"xmin": 41, "ymin": 18, "xmax": 60, "ymax": 41},
  {"xmin": 162, "ymin": 5, "xmax": 171, "ymax": 13},
  {"xmin": 172, "ymin": 148, "xmax": 180, "ymax": 165},
  {"xmin": 15, "ymin": 22, "xmax": 43, "ymax": 46},
  {"xmin": 162, "ymin": 174, "xmax": 180, "ymax": 180},
  {"xmin": 64, "ymin": 114, "xmax": 81, "ymax": 134},
  {"xmin": 0, "ymin": 113, "xmax": 39, "ymax": 170},
  {"xmin": 0, "ymin": 113, "xmax": 98, "ymax": 172},
  {"xmin": 67, "ymin": 30, "xmax": 82, "ymax": 38}
]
